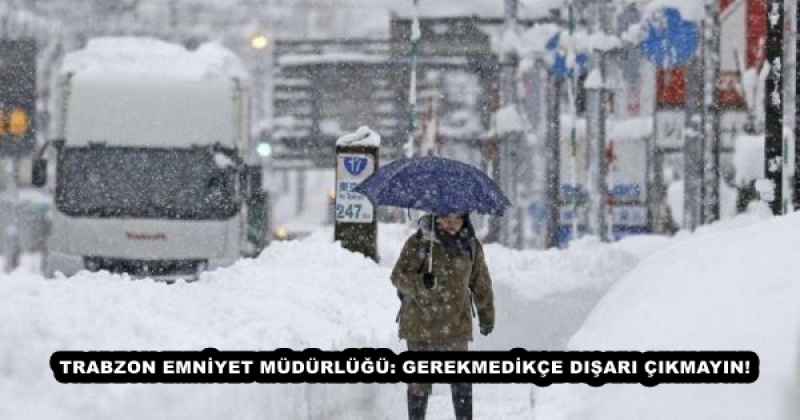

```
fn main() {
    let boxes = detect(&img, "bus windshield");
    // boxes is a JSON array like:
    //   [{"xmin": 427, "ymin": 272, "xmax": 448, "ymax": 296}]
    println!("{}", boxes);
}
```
[{"xmin": 56, "ymin": 146, "xmax": 240, "ymax": 220}]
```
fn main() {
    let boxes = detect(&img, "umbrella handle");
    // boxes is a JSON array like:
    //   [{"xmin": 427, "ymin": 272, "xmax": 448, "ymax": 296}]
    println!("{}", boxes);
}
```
[{"xmin": 428, "ymin": 215, "xmax": 434, "ymax": 273}]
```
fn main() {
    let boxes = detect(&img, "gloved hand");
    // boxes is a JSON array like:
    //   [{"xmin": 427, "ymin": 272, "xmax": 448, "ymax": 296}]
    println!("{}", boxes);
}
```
[
  {"xmin": 422, "ymin": 272, "xmax": 436, "ymax": 289},
  {"xmin": 479, "ymin": 323, "xmax": 493, "ymax": 336}
]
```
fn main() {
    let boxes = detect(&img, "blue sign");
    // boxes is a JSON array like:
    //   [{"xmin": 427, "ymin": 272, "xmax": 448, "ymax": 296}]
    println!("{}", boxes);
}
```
[
  {"xmin": 546, "ymin": 32, "xmax": 589, "ymax": 80},
  {"xmin": 641, "ymin": 7, "xmax": 699, "ymax": 69},
  {"xmin": 343, "ymin": 157, "xmax": 368, "ymax": 176}
]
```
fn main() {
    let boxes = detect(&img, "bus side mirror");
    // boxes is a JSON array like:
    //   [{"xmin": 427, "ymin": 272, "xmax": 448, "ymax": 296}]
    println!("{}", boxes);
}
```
[
  {"xmin": 247, "ymin": 190, "xmax": 270, "ymax": 254},
  {"xmin": 32, "ymin": 159, "xmax": 47, "ymax": 187}
]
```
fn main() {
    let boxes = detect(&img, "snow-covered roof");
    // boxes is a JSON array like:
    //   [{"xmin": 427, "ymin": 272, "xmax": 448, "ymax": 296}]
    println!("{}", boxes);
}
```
[
  {"xmin": 387, "ymin": 0, "xmax": 566, "ymax": 20},
  {"xmin": 60, "ymin": 37, "xmax": 250, "ymax": 82},
  {"xmin": 336, "ymin": 126, "xmax": 381, "ymax": 148},
  {"xmin": 608, "ymin": 116, "xmax": 653, "ymax": 141}
]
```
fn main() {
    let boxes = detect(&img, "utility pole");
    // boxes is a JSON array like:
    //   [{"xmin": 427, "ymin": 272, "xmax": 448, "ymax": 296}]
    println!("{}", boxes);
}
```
[
  {"xmin": 795, "ymin": 0, "xmax": 800, "ymax": 211},
  {"xmin": 404, "ymin": 0, "xmax": 421, "ymax": 159},
  {"xmin": 496, "ymin": 0, "xmax": 521, "ymax": 248},
  {"xmin": 704, "ymin": 0, "xmax": 721, "ymax": 223},
  {"xmin": 567, "ymin": 1, "xmax": 580, "ymax": 241},
  {"xmin": 684, "ymin": 51, "xmax": 705, "ymax": 231},
  {"xmin": 545, "ymin": 72, "xmax": 561, "ymax": 248},
  {"xmin": 765, "ymin": 0, "xmax": 783, "ymax": 215}
]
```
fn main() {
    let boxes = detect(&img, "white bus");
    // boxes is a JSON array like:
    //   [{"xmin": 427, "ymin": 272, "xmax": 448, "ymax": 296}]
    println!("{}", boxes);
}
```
[{"xmin": 32, "ymin": 38, "xmax": 269, "ymax": 279}]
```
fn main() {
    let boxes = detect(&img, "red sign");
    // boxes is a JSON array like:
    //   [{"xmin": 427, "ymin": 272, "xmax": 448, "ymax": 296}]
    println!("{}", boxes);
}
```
[{"xmin": 656, "ymin": 68, "xmax": 686, "ymax": 109}]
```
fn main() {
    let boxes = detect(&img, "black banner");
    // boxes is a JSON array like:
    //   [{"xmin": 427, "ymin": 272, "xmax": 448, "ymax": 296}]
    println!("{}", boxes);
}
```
[{"xmin": 50, "ymin": 348, "xmax": 760, "ymax": 387}]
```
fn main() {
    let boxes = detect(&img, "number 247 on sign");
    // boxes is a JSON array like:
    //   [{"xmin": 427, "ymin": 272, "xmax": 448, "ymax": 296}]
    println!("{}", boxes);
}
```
[{"xmin": 336, "ymin": 204, "xmax": 363, "ymax": 219}]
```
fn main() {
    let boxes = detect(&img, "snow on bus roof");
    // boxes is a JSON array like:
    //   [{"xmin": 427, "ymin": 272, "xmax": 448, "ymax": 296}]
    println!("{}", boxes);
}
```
[{"xmin": 61, "ymin": 37, "xmax": 250, "ymax": 81}]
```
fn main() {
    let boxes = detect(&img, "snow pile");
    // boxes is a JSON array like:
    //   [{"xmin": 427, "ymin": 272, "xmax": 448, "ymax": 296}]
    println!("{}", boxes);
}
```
[
  {"xmin": 666, "ymin": 178, "xmax": 740, "ymax": 227},
  {"xmin": 336, "ymin": 126, "xmax": 382, "ymax": 148},
  {"xmin": 484, "ymin": 236, "xmax": 640, "ymax": 303},
  {"xmin": 734, "ymin": 134, "xmax": 765, "ymax": 186},
  {"xmin": 733, "ymin": 127, "xmax": 794, "ymax": 187},
  {"xmin": 0, "ymin": 219, "xmax": 665, "ymax": 420},
  {"xmin": 0, "ymin": 234, "xmax": 400, "ymax": 420},
  {"xmin": 61, "ymin": 37, "xmax": 249, "ymax": 81},
  {"xmin": 533, "ymin": 211, "xmax": 800, "ymax": 420}
]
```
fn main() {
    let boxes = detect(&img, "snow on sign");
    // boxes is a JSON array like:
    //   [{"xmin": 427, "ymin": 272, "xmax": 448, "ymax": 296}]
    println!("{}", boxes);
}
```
[{"xmin": 335, "ymin": 154, "xmax": 375, "ymax": 223}]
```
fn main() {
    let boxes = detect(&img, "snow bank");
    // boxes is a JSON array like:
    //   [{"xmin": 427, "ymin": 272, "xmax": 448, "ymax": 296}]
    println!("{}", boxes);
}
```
[
  {"xmin": 0, "ymin": 234, "xmax": 400, "ymax": 420},
  {"xmin": 734, "ymin": 134, "xmax": 765, "ymax": 185},
  {"xmin": 666, "ymin": 178, "xmax": 740, "ymax": 228},
  {"xmin": 533, "ymin": 211, "xmax": 800, "ymax": 420},
  {"xmin": 0, "ymin": 219, "xmax": 663, "ymax": 420},
  {"xmin": 61, "ymin": 37, "xmax": 249, "ymax": 81},
  {"xmin": 484, "ymin": 236, "xmax": 640, "ymax": 303}
]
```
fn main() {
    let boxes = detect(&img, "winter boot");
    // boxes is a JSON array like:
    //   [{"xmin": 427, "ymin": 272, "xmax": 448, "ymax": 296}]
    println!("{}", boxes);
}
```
[
  {"xmin": 407, "ymin": 390, "xmax": 429, "ymax": 420},
  {"xmin": 451, "ymin": 383, "xmax": 472, "ymax": 420}
]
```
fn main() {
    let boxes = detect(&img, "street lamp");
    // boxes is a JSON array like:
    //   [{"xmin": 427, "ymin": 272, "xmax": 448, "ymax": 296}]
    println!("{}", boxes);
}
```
[{"xmin": 250, "ymin": 34, "xmax": 270, "ymax": 50}]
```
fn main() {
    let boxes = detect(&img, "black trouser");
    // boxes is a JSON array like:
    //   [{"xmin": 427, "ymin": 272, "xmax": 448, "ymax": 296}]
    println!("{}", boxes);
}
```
[{"xmin": 406, "ymin": 340, "xmax": 472, "ymax": 420}]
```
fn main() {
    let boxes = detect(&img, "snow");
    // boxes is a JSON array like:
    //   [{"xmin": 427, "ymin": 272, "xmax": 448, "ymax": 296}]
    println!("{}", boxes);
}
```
[
  {"xmin": 734, "ymin": 134, "xmax": 765, "ymax": 186},
  {"xmin": 64, "ymin": 76, "xmax": 238, "ymax": 148},
  {"xmin": 3, "ymin": 209, "xmax": 798, "ymax": 418},
  {"xmin": 666, "ymin": 178, "xmax": 740, "ymax": 228},
  {"xmin": 495, "ymin": 105, "xmax": 526, "ymax": 135},
  {"xmin": 336, "ymin": 126, "xmax": 382, "ymax": 148},
  {"xmin": 585, "ymin": 69, "xmax": 604, "ymax": 89},
  {"xmin": 0, "ymin": 219, "xmax": 665, "ymax": 420},
  {"xmin": 61, "ymin": 37, "xmax": 249, "ymax": 82},
  {"xmin": 533, "ymin": 211, "xmax": 800, "ymax": 420},
  {"xmin": 517, "ymin": 23, "xmax": 562, "ymax": 55},
  {"xmin": 641, "ymin": 0, "xmax": 706, "ymax": 22},
  {"xmin": 385, "ymin": 0, "xmax": 566, "ymax": 20},
  {"xmin": 213, "ymin": 152, "xmax": 234, "ymax": 169},
  {"xmin": 278, "ymin": 53, "xmax": 387, "ymax": 67},
  {"xmin": 608, "ymin": 117, "xmax": 653, "ymax": 140},
  {"xmin": 733, "ymin": 126, "xmax": 796, "ymax": 187}
]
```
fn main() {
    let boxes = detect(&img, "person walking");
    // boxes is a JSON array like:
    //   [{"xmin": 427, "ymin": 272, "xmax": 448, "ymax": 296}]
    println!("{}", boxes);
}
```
[{"xmin": 391, "ymin": 213, "xmax": 495, "ymax": 420}]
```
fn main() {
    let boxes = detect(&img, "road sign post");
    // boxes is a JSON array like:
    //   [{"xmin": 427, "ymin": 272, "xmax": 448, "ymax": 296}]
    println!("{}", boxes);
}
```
[{"xmin": 334, "ymin": 127, "xmax": 380, "ymax": 262}]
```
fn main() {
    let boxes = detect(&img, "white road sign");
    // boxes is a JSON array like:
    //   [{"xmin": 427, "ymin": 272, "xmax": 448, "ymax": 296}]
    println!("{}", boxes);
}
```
[{"xmin": 335, "ymin": 153, "xmax": 375, "ymax": 223}]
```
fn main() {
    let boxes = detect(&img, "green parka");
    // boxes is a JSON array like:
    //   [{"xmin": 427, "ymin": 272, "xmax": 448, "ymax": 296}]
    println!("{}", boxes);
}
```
[{"xmin": 391, "ymin": 220, "xmax": 494, "ymax": 343}]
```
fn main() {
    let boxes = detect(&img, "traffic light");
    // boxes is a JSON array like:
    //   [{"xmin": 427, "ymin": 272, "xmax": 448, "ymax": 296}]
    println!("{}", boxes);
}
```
[{"xmin": 8, "ymin": 108, "xmax": 29, "ymax": 136}]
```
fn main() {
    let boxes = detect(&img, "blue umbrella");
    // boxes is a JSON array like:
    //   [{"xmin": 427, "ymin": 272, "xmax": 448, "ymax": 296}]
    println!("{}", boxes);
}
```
[
  {"xmin": 354, "ymin": 156, "xmax": 511, "ymax": 281},
  {"xmin": 353, "ymin": 156, "xmax": 511, "ymax": 216}
]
